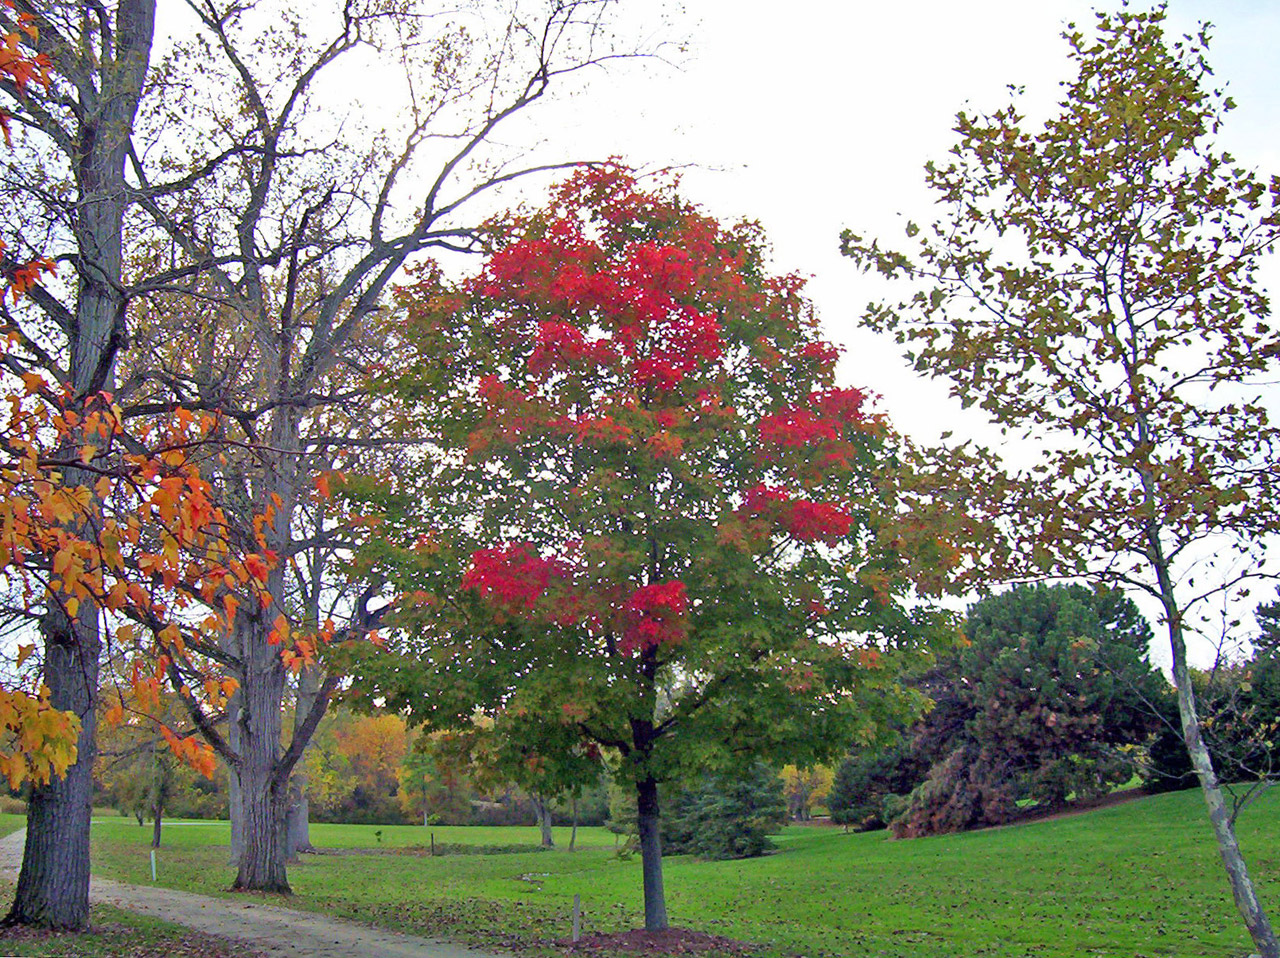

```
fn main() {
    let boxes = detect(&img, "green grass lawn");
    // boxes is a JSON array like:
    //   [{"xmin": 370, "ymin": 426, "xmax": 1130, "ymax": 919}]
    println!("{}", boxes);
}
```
[
  {"xmin": 0, "ymin": 812, "xmax": 27, "ymax": 837},
  {"xmin": 77, "ymin": 788, "xmax": 1280, "ymax": 957}
]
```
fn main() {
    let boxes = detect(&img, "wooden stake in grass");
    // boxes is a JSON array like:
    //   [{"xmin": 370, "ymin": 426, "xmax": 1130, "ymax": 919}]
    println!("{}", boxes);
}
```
[{"xmin": 572, "ymin": 894, "xmax": 581, "ymax": 942}]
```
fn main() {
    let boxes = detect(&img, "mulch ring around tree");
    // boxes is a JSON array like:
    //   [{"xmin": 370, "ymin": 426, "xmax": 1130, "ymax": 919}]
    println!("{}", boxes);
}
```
[{"xmin": 556, "ymin": 927, "xmax": 764, "ymax": 955}]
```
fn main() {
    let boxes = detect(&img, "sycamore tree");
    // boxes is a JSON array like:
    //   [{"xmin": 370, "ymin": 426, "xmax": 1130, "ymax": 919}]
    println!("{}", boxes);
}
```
[
  {"xmin": 348, "ymin": 167, "xmax": 953, "ymax": 931},
  {"xmin": 843, "ymin": 9, "xmax": 1280, "ymax": 955}
]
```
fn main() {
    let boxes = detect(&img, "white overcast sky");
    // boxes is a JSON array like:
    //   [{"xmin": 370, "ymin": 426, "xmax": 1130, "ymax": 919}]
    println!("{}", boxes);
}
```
[{"xmin": 563, "ymin": 0, "xmax": 1280, "ymax": 444}]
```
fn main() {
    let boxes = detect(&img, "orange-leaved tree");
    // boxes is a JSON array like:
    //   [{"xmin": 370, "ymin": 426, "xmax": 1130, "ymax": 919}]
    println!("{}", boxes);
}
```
[
  {"xmin": 348, "ymin": 167, "xmax": 957, "ymax": 932},
  {"xmin": 0, "ymin": 0, "xmax": 71, "ymax": 794},
  {"xmin": 0, "ymin": 0, "xmax": 251, "ymax": 929}
]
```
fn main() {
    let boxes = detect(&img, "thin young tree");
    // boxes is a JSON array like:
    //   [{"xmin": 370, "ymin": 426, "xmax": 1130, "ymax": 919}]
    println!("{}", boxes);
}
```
[{"xmin": 843, "ymin": 9, "xmax": 1280, "ymax": 955}]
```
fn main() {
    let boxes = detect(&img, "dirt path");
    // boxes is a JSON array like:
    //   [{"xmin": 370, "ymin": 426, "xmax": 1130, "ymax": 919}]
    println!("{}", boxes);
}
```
[{"xmin": 0, "ymin": 829, "xmax": 513, "ymax": 958}]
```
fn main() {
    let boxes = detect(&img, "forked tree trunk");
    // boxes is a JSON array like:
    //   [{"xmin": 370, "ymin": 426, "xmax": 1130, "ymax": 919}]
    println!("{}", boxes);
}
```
[
  {"xmin": 635, "ymin": 776, "xmax": 668, "ymax": 931},
  {"xmin": 534, "ymin": 796, "xmax": 555, "ymax": 848},
  {"xmin": 4, "ymin": 614, "xmax": 100, "ymax": 930}
]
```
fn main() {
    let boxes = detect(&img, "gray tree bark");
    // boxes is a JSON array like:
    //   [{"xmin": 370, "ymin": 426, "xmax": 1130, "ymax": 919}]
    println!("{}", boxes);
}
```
[
  {"xmin": 6, "ymin": 613, "xmax": 99, "ymax": 929},
  {"xmin": 230, "ymin": 602, "xmax": 291, "ymax": 892}
]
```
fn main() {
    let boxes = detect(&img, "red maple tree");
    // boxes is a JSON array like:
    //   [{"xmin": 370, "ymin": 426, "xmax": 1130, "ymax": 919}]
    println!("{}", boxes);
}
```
[{"xmin": 354, "ymin": 166, "xmax": 954, "ymax": 931}]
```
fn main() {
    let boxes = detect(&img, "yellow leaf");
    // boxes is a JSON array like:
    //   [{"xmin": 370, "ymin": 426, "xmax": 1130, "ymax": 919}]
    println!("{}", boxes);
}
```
[{"xmin": 52, "ymin": 549, "xmax": 72, "ymax": 576}]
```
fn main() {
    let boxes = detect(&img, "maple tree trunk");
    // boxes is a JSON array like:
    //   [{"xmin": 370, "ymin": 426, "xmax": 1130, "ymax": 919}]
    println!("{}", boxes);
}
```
[
  {"xmin": 286, "ymin": 665, "xmax": 320, "ymax": 857},
  {"xmin": 4, "ymin": 613, "xmax": 99, "ymax": 930},
  {"xmin": 1165, "ymin": 604, "xmax": 1278, "ymax": 957},
  {"xmin": 234, "ymin": 774, "xmax": 289, "ymax": 893},
  {"xmin": 635, "ymin": 776, "xmax": 669, "ymax": 931}
]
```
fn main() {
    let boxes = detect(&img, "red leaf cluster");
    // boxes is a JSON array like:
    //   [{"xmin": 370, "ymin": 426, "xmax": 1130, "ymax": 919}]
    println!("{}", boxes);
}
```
[
  {"xmin": 462, "ymin": 543, "xmax": 562, "ymax": 613},
  {"xmin": 739, "ymin": 484, "xmax": 854, "ymax": 544},
  {"xmin": 620, "ymin": 581, "xmax": 688, "ymax": 654},
  {"xmin": 785, "ymin": 500, "xmax": 855, "ymax": 544},
  {"xmin": 529, "ymin": 321, "xmax": 615, "ymax": 375}
]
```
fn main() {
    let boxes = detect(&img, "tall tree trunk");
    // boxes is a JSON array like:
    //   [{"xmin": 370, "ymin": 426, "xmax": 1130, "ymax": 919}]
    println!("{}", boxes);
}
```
[
  {"xmin": 569, "ymin": 796, "xmax": 578, "ymax": 853},
  {"xmin": 286, "ymin": 665, "xmax": 320, "ymax": 858},
  {"xmin": 1166, "ymin": 601, "xmax": 1278, "ymax": 957},
  {"xmin": 635, "ymin": 776, "xmax": 668, "ymax": 932},
  {"xmin": 231, "ymin": 614, "xmax": 290, "ymax": 893},
  {"xmin": 230, "ymin": 407, "xmax": 300, "ymax": 890},
  {"xmin": 4, "ymin": 612, "xmax": 99, "ymax": 930},
  {"xmin": 1139, "ymin": 508, "xmax": 1279, "ymax": 958},
  {"xmin": 285, "ymin": 784, "xmax": 310, "ymax": 860}
]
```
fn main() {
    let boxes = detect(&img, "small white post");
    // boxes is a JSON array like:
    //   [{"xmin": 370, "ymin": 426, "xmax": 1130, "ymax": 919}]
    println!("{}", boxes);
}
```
[
  {"xmin": 572, "ymin": 893, "xmax": 581, "ymax": 942},
  {"xmin": 150, "ymin": 849, "xmax": 157, "ymax": 882}
]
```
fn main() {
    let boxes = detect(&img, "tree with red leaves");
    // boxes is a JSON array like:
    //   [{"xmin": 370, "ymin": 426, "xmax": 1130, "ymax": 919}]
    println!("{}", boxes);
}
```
[{"xmin": 351, "ymin": 167, "xmax": 951, "ymax": 931}]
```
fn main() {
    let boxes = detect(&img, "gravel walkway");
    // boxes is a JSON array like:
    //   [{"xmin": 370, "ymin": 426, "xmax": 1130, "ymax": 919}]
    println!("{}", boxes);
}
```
[{"xmin": 0, "ymin": 829, "xmax": 513, "ymax": 958}]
